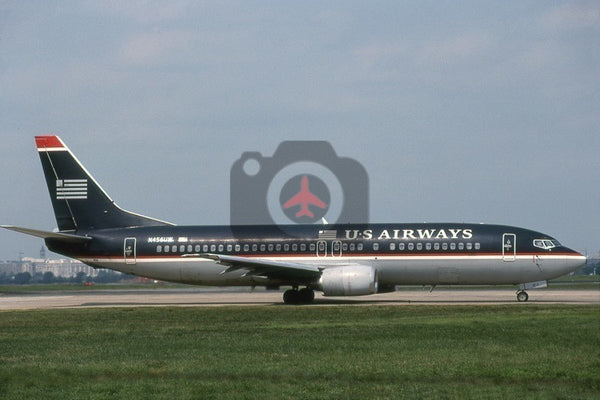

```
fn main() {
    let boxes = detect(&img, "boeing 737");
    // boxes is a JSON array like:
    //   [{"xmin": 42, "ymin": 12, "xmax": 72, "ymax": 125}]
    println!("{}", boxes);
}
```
[{"xmin": 2, "ymin": 136, "xmax": 586, "ymax": 304}]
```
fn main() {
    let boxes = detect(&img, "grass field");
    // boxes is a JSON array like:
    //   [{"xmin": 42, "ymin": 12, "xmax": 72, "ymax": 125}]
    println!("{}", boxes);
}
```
[{"xmin": 1, "ymin": 305, "xmax": 598, "ymax": 399}]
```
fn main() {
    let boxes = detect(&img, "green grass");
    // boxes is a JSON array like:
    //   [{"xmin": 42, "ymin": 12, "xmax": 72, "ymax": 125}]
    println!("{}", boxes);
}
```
[{"xmin": 1, "ymin": 305, "xmax": 599, "ymax": 399}]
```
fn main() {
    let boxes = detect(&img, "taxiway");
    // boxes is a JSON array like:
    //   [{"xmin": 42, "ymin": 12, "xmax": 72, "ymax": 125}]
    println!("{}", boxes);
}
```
[{"xmin": 0, "ymin": 288, "xmax": 598, "ymax": 310}]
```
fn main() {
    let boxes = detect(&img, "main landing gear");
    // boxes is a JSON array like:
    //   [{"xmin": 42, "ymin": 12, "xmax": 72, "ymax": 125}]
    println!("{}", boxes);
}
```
[
  {"xmin": 516, "ymin": 290, "xmax": 529, "ymax": 302},
  {"xmin": 283, "ymin": 287, "xmax": 315, "ymax": 305}
]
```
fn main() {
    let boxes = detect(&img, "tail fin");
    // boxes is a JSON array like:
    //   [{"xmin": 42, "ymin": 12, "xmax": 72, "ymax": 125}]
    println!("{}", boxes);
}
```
[{"xmin": 35, "ymin": 136, "xmax": 172, "ymax": 231}]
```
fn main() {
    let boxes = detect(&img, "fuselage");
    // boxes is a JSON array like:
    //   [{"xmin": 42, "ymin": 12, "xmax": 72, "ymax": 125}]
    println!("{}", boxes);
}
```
[
  {"xmin": 46, "ymin": 222, "xmax": 585, "ymax": 289},
  {"xmin": 4, "ymin": 136, "xmax": 587, "ymax": 304}
]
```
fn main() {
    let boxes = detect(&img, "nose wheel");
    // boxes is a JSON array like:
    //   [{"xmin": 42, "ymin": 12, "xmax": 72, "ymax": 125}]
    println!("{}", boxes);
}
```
[{"xmin": 516, "ymin": 290, "xmax": 529, "ymax": 302}]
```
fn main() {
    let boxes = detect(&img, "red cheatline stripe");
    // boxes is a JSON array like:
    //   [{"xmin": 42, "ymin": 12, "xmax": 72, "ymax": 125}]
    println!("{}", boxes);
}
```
[
  {"xmin": 35, "ymin": 135, "xmax": 64, "ymax": 149},
  {"xmin": 77, "ymin": 252, "xmax": 581, "ymax": 261}
]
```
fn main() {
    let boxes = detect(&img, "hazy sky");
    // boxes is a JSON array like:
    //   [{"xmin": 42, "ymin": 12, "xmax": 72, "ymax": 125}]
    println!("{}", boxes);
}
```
[{"xmin": 1, "ymin": 1, "xmax": 599, "ymax": 260}]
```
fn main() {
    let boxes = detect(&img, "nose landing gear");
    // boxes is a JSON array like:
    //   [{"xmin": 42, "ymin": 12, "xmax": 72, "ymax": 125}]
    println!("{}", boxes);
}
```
[
  {"xmin": 516, "ymin": 280, "xmax": 547, "ymax": 302},
  {"xmin": 516, "ymin": 290, "xmax": 529, "ymax": 302}
]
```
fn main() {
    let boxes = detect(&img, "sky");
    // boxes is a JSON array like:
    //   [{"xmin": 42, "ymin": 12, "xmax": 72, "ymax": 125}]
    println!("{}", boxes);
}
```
[{"xmin": 1, "ymin": 1, "xmax": 599, "ymax": 260}]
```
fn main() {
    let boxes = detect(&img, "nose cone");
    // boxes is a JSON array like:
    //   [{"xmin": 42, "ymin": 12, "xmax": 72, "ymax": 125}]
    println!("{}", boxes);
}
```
[{"xmin": 563, "ymin": 248, "xmax": 587, "ymax": 271}]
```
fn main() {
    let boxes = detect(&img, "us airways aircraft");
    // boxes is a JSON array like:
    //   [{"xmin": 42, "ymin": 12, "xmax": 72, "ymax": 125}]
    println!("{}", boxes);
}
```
[{"xmin": 2, "ymin": 136, "xmax": 586, "ymax": 304}]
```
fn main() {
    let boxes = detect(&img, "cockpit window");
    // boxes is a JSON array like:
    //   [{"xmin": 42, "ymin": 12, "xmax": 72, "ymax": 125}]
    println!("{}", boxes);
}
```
[{"xmin": 533, "ymin": 239, "xmax": 561, "ymax": 250}]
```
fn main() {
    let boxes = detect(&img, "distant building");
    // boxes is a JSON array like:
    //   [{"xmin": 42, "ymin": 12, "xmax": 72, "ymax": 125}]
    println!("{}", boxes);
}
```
[{"xmin": 0, "ymin": 258, "xmax": 99, "ymax": 278}]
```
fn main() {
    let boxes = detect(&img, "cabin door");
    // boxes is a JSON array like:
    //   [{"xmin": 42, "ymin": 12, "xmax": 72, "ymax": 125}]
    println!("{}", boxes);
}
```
[
  {"xmin": 502, "ymin": 233, "xmax": 516, "ymax": 262},
  {"xmin": 124, "ymin": 237, "xmax": 137, "ymax": 265},
  {"xmin": 331, "ymin": 240, "xmax": 342, "ymax": 257},
  {"xmin": 316, "ymin": 240, "xmax": 343, "ymax": 257},
  {"xmin": 316, "ymin": 240, "xmax": 327, "ymax": 257}
]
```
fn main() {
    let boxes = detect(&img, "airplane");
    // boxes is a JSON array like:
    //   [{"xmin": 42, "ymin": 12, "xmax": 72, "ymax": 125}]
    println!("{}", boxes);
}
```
[
  {"xmin": 1, "ymin": 136, "xmax": 587, "ymax": 304},
  {"xmin": 283, "ymin": 175, "xmax": 326, "ymax": 218}
]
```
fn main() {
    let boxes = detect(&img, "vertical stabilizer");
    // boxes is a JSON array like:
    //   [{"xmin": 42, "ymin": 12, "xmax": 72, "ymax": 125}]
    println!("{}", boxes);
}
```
[{"xmin": 35, "ymin": 136, "xmax": 171, "ymax": 231}]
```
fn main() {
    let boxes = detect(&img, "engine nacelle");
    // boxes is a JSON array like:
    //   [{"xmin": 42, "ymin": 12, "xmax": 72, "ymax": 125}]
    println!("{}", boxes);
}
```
[{"xmin": 319, "ymin": 266, "xmax": 378, "ymax": 296}]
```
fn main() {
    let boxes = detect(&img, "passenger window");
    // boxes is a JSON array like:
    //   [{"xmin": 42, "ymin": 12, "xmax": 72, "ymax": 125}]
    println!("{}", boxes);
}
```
[
  {"xmin": 260, "ymin": 244, "xmax": 266, "ymax": 252},
  {"xmin": 235, "ymin": 244, "xmax": 241, "ymax": 252},
  {"xmin": 284, "ymin": 244, "xmax": 290, "ymax": 251},
  {"xmin": 458, "ymin": 243, "xmax": 464, "ymax": 251},
  {"xmin": 442, "ymin": 243, "xmax": 448, "ymax": 251},
  {"xmin": 342, "ymin": 243, "xmax": 348, "ymax": 251},
  {"xmin": 164, "ymin": 245, "xmax": 170, "ymax": 253},
  {"xmin": 268, "ymin": 244, "xmax": 274, "ymax": 251},
  {"xmin": 373, "ymin": 243, "xmax": 379, "ymax": 251},
  {"xmin": 390, "ymin": 243, "xmax": 396, "ymax": 251},
  {"xmin": 195, "ymin": 245, "xmax": 201, "ymax": 252},
  {"xmin": 475, "ymin": 243, "xmax": 481, "ymax": 250},
  {"xmin": 450, "ymin": 243, "xmax": 456, "ymax": 250},
  {"xmin": 179, "ymin": 245, "xmax": 185, "ymax": 253},
  {"xmin": 416, "ymin": 243, "xmax": 422, "ymax": 251},
  {"xmin": 210, "ymin": 244, "xmax": 216, "ymax": 252},
  {"xmin": 349, "ymin": 243, "xmax": 356, "ymax": 251},
  {"xmin": 252, "ymin": 244, "xmax": 258, "ymax": 252},
  {"xmin": 357, "ymin": 243, "xmax": 363, "ymax": 251},
  {"xmin": 203, "ymin": 245, "xmax": 209, "ymax": 252},
  {"xmin": 300, "ymin": 244, "xmax": 306, "ymax": 251},
  {"xmin": 187, "ymin": 245, "xmax": 192, "ymax": 253},
  {"xmin": 426, "ymin": 243, "xmax": 432, "ymax": 251},
  {"xmin": 157, "ymin": 245, "xmax": 162, "ymax": 253},
  {"xmin": 466, "ymin": 243, "xmax": 472, "ymax": 250},
  {"xmin": 434, "ymin": 243, "xmax": 440, "ymax": 251},
  {"xmin": 399, "ymin": 243, "xmax": 405, "ymax": 251},
  {"xmin": 276, "ymin": 244, "xmax": 282, "ymax": 251},
  {"xmin": 243, "ymin": 244, "xmax": 249, "ymax": 252},
  {"xmin": 292, "ymin": 244, "xmax": 298, "ymax": 252},
  {"xmin": 408, "ymin": 243, "xmax": 414, "ymax": 251},
  {"xmin": 227, "ymin": 244, "xmax": 232, "ymax": 252}
]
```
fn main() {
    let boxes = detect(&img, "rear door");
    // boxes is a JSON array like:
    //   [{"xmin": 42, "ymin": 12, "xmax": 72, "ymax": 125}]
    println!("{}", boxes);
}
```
[{"xmin": 124, "ymin": 237, "xmax": 137, "ymax": 265}]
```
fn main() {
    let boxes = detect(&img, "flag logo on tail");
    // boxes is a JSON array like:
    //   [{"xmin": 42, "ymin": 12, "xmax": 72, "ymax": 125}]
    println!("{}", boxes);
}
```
[{"xmin": 56, "ymin": 179, "xmax": 88, "ymax": 200}]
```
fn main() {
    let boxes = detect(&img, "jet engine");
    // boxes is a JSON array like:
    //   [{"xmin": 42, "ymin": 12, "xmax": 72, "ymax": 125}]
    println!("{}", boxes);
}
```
[{"xmin": 319, "ymin": 266, "xmax": 378, "ymax": 296}]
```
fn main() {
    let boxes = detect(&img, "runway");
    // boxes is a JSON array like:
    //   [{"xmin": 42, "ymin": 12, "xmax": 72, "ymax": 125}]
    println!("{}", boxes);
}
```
[{"xmin": 0, "ymin": 287, "xmax": 598, "ymax": 310}]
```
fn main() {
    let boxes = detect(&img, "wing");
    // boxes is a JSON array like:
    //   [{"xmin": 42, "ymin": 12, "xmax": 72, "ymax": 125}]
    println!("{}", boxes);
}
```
[{"xmin": 186, "ymin": 253, "xmax": 322, "ymax": 282}]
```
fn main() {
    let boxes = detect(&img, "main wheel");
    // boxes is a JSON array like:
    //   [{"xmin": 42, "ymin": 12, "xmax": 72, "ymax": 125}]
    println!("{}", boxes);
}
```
[
  {"xmin": 516, "ymin": 291, "xmax": 529, "ymax": 302},
  {"xmin": 283, "ymin": 289, "xmax": 299, "ymax": 304},
  {"xmin": 298, "ymin": 288, "xmax": 315, "ymax": 304},
  {"xmin": 283, "ymin": 288, "xmax": 315, "ymax": 304}
]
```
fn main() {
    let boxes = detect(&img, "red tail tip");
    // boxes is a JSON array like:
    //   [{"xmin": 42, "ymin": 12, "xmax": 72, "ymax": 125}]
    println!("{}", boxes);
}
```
[{"xmin": 35, "ymin": 136, "xmax": 64, "ymax": 149}]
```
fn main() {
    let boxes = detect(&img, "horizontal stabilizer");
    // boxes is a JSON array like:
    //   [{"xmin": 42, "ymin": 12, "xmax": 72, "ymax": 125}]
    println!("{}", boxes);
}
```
[{"xmin": 1, "ymin": 225, "xmax": 92, "ymax": 242}]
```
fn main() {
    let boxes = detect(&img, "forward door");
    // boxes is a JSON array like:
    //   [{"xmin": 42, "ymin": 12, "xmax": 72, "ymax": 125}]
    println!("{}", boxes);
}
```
[{"xmin": 502, "ymin": 233, "xmax": 516, "ymax": 262}]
